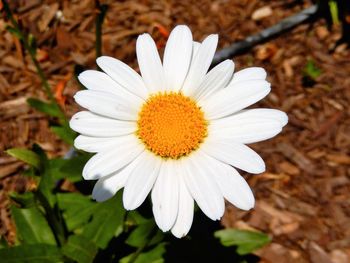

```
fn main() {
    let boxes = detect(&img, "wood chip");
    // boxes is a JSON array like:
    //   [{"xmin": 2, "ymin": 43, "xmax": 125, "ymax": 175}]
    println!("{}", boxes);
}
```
[
  {"xmin": 0, "ymin": 97, "xmax": 30, "ymax": 119},
  {"xmin": 279, "ymin": 161, "xmax": 300, "ymax": 175},
  {"xmin": 309, "ymin": 241, "xmax": 333, "ymax": 263},
  {"xmin": 38, "ymin": 3, "xmax": 59, "ymax": 32},
  {"xmin": 330, "ymin": 250, "xmax": 349, "ymax": 263},
  {"xmin": 252, "ymin": 6, "xmax": 273, "ymax": 21},
  {"xmin": 0, "ymin": 162, "xmax": 22, "ymax": 179},
  {"xmin": 277, "ymin": 142, "xmax": 318, "ymax": 174},
  {"xmin": 326, "ymin": 154, "xmax": 350, "ymax": 165}
]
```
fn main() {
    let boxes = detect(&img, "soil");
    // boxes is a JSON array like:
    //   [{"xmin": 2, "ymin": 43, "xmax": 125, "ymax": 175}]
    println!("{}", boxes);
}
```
[{"xmin": 1, "ymin": 0, "xmax": 349, "ymax": 262}]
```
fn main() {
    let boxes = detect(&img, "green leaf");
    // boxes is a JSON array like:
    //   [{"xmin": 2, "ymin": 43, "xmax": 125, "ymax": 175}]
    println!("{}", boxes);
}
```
[
  {"xmin": 30, "ymin": 144, "xmax": 66, "ymax": 246},
  {"xmin": 49, "ymin": 156, "xmax": 86, "ymax": 183},
  {"xmin": 126, "ymin": 221, "xmax": 153, "ymax": 247},
  {"xmin": 303, "ymin": 60, "xmax": 322, "ymax": 80},
  {"xmin": 126, "ymin": 211, "xmax": 149, "ymax": 226},
  {"xmin": 49, "ymin": 154, "xmax": 90, "ymax": 184},
  {"xmin": 51, "ymin": 125, "xmax": 76, "ymax": 145},
  {"xmin": 58, "ymin": 154, "xmax": 90, "ymax": 183},
  {"xmin": 11, "ymin": 206, "xmax": 56, "ymax": 245},
  {"xmin": 126, "ymin": 220, "xmax": 163, "ymax": 248},
  {"xmin": 82, "ymin": 193, "xmax": 125, "ymax": 249},
  {"xmin": 57, "ymin": 193, "xmax": 97, "ymax": 231},
  {"xmin": 0, "ymin": 237, "xmax": 8, "ymax": 249},
  {"xmin": 27, "ymin": 98, "xmax": 61, "ymax": 118},
  {"xmin": 6, "ymin": 148, "xmax": 40, "ymax": 169},
  {"xmin": 48, "ymin": 158, "xmax": 66, "ymax": 179},
  {"xmin": 38, "ymin": 176, "xmax": 56, "ymax": 207},
  {"xmin": 214, "ymin": 229, "xmax": 271, "ymax": 255},
  {"xmin": 0, "ymin": 244, "xmax": 63, "ymax": 263},
  {"xmin": 9, "ymin": 192, "xmax": 36, "ymax": 208},
  {"xmin": 120, "ymin": 243, "xmax": 166, "ymax": 263},
  {"xmin": 32, "ymin": 144, "xmax": 56, "ymax": 207},
  {"xmin": 62, "ymin": 235, "xmax": 98, "ymax": 263}
]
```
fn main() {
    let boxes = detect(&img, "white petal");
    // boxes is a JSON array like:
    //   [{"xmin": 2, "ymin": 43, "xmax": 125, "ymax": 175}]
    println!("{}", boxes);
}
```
[
  {"xmin": 194, "ymin": 60, "xmax": 234, "ymax": 101},
  {"xmin": 182, "ymin": 151, "xmax": 225, "ymax": 220},
  {"xmin": 202, "ymin": 153, "xmax": 255, "ymax": 210},
  {"xmin": 199, "ymin": 80, "xmax": 271, "ymax": 120},
  {"xmin": 92, "ymin": 159, "xmax": 138, "ymax": 202},
  {"xmin": 182, "ymin": 34, "xmax": 218, "ymax": 97},
  {"xmin": 74, "ymin": 134, "xmax": 136, "ymax": 153},
  {"xmin": 82, "ymin": 136, "xmax": 144, "ymax": 180},
  {"xmin": 96, "ymin": 56, "xmax": 149, "ymax": 99},
  {"xmin": 163, "ymin": 25, "xmax": 193, "ymax": 91},
  {"xmin": 123, "ymin": 152, "xmax": 161, "ymax": 210},
  {"xmin": 189, "ymin": 42, "xmax": 201, "ymax": 73},
  {"xmin": 70, "ymin": 111, "xmax": 136, "ymax": 137},
  {"xmin": 78, "ymin": 70, "xmax": 143, "ymax": 102},
  {"xmin": 201, "ymin": 138, "xmax": 265, "ymax": 174},
  {"xmin": 230, "ymin": 67, "xmax": 267, "ymax": 85},
  {"xmin": 231, "ymin": 108, "xmax": 288, "ymax": 126},
  {"xmin": 136, "ymin": 34, "xmax": 165, "ymax": 93},
  {"xmin": 171, "ymin": 174, "xmax": 194, "ymax": 238},
  {"xmin": 192, "ymin": 41, "xmax": 201, "ymax": 57},
  {"xmin": 74, "ymin": 90, "xmax": 140, "ymax": 121},
  {"xmin": 209, "ymin": 117, "xmax": 283, "ymax": 144},
  {"xmin": 151, "ymin": 160, "xmax": 179, "ymax": 232}
]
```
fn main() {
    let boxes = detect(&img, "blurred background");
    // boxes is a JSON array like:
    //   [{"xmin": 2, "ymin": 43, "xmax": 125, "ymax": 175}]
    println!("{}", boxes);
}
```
[{"xmin": 0, "ymin": 0, "xmax": 349, "ymax": 262}]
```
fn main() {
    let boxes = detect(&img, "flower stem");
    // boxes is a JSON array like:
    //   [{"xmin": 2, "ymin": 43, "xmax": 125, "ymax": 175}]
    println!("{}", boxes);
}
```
[
  {"xmin": 94, "ymin": 0, "xmax": 107, "ymax": 64},
  {"xmin": 127, "ymin": 226, "xmax": 158, "ymax": 263},
  {"xmin": 35, "ymin": 189, "xmax": 66, "ymax": 246}
]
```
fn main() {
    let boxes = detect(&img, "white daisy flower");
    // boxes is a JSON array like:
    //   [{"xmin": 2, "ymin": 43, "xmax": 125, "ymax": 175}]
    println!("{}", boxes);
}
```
[{"xmin": 70, "ymin": 25, "xmax": 288, "ymax": 238}]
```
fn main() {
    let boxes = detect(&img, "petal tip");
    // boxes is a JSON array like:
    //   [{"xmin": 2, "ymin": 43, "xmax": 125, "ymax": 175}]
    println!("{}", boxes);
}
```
[
  {"xmin": 96, "ymin": 56, "xmax": 112, "ymax": 67},
  {"xmin": 122, "ymin": 193, "xmax": 134, "ymax": 211},
  {"xmin": 158, "ymin": 224, "xmax": 171, "ymax": 233},
  {"xmin": 174, "ymin": 24, "xmax": 191, "ymax": 32},
  {"xmin": 256, "ymin": 166, "xmax": 266, "ymax": 174},
  {"xmin": 171, "ymin": 228, "xmax": 188, "ymax": 239},
  {"xmin": 281, "ymin": 112, "xmax": 289, "ymax": 126},
  {"xmin": 73, "ymin": 91, "xmax": 83, "ymax": 102},
  {"xmin": 203, "ymin": 34, "xmax": 218, "ymax": 46}
]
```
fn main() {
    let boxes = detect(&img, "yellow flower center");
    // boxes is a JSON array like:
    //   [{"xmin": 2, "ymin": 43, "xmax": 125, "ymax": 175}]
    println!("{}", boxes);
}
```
[{"xmin": 137, "ymin": 92, "xmax": 208, "ymax": 159}]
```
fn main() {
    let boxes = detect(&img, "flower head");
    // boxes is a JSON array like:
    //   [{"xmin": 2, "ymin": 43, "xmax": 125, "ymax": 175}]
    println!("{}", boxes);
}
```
[{"xmin": 70, "ymin": 25, "xmax": 288, "ymax": 238}]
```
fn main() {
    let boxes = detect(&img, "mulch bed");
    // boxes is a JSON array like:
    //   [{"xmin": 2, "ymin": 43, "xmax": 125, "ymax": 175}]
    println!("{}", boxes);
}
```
[{"xmin": 1, "ymin": 0, "xmax": 349, "ymax": 262}]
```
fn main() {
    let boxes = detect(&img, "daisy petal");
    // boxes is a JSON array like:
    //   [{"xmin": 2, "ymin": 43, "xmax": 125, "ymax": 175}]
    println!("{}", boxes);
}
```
[
  {"xmin": 203, "ymin": 153, "xmax": 255, "ymax": 210},
  {"xmin": 183, "ymin": 152, "xmax": 225, "ymax": 220},
  {"xmin": 74, "ymin": 134, "xmax": 137, "ymax": 153},
  {"xmin": 195, "ymin": 59, "xmax": 234, "ymax": 101},
  {"xmin": 171, "ymin": 174, "xmax": 194, "ymax": 238},
  {"xmin": 96, "ymin": 56, "xmax": 149, "ymax": 99},
  {"xmin": 232, "ymin": 108, "xmax": 288, "ymax": 126},
  {"xmin": 209, "ymin": 117, "xmax": 283, "ymax": 144},
  {"xmin": 74, "ymin": 90, "xmax": 141, "ymax": 121},
  {"xmin": 192, "ymin": 41, "xmax": 201, "ymax": 57},
  {"xmin": 201, "ymin": 138, "xmax": 265, "ymax": 174},
  {"xmin": 199, "ymin": 80, "xmax": 271, "ymax": 120},
  {"xmin": 78, "ymin": 70, "xmax": 143, "ymax": 102},
  {"xmin": 70, "ymin": 111, "xmax": 136, "ymax": 137},
  {"xmin": 136, "ymin": 33, "xmax": 164, "ymax": 93},
  {"xmin": 229, "ymin": 67, "xmax": 267, "ymax": 85},
  {"xmin": 182, "ymin": 34, "xmax": 218, "ymax": 96},
  {"xmin": 92, "ymin": 159, "xmax": 138, "ymax": 202},
  {"xmin": 123, "ymin": 151, "xmax": 162, "ymax": 210},
  {"xmin": 82, "ymin": 136, "xmax": 144, "ymax": 180},
  {"xmin": 152, "ymin": 160, "xmax": 179, "ymax": 232},
  {"xmin": 163, "ymin": 25, "xmax": 193, "ymax": 91}
]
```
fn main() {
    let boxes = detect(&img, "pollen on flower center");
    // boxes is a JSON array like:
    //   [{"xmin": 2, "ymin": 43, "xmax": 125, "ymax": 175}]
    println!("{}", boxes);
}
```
[{"xmin": 136, "ymin": 92, "xmax": 208, "ymax": 159}]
